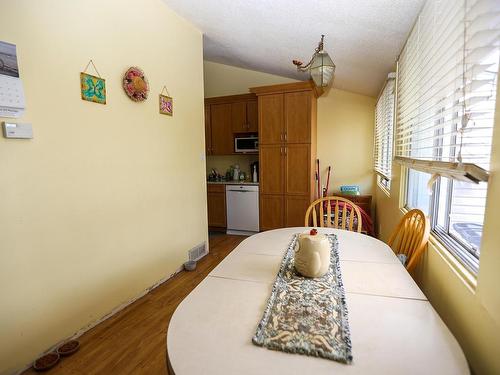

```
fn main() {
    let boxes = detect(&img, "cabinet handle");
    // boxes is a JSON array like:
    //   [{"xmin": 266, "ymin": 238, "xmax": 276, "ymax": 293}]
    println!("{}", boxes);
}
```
[
  {"xmin": 280, "ymin": 133, "xmax": 283, "ymax": 141},
  {"xmin": 280, "ymin": 147, "xmax": 283, "ymax": 155},
  {"xmin": 284, "ymin": 132, "xmax": 287, "ymax": 141},
  {"xmin": 284, "ymin": 147, "xmax": 287, "ymax": 155}
]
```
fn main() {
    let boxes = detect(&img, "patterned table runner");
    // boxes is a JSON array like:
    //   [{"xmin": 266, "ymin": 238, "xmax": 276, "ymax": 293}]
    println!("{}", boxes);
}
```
[{"xmin": 252, "ymin": 234, "xmax": 353, "ymax": 363}]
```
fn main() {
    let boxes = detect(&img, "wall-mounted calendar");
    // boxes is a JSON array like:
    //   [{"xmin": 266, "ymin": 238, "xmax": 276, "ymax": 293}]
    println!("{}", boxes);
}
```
[{"xmin": 0, "ymin": 41, "xmax": 25, "ymax": 118}]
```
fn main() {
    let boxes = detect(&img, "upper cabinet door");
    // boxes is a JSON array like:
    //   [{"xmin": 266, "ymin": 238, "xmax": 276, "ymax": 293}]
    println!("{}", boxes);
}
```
[
  {"xmin": 211, "ymin": 103, "xmax": 234, "ymax": 155},
  {"xmin": 205, "ymin": 104, "xmax": 212, "ymax": 155},
  {"xmin": 231, "ymin": 101, "xmax": 247, "ymax": 133},
  {"xmin": 246, "ymin": 100, "xmax": 258, "ymax": 132},
  {"xmin": 259, "ymin": 94, "xmax": 284, "ymax": 145},
  {"xmin": 285, "ymin": 91, "xmax": 311, "ymax": 144}
]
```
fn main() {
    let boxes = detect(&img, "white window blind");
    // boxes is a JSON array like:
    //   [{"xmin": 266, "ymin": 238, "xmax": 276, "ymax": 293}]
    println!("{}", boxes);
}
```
[
  {"xmin": 395, "ymin": 0, "xmax": 499, "ymax": 176},
  {"xmin": 374, "ymin": 74, "xmax": 396, "ymax": 181}
]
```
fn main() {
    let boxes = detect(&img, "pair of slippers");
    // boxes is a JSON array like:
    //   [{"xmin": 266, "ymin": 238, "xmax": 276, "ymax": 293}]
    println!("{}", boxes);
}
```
[{"xmin": 33, "ymin": 340, "xmax": 80, "ymax": 372}]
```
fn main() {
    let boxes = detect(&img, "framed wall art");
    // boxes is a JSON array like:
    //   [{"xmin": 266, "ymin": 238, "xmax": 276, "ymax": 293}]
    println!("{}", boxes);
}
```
[
  {"xmin": 159, "ymin": 86, "xmax": 173, "ymax": 116},
  {"xmin": 80, "ymin": 60, "xmax": 106, "ymax": 105}
]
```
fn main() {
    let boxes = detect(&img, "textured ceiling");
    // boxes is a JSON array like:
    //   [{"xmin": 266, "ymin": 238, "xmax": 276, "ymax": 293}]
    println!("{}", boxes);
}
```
[{"xmin": 163, "ymin": 0, "xmax": 424, "ymax": 97}]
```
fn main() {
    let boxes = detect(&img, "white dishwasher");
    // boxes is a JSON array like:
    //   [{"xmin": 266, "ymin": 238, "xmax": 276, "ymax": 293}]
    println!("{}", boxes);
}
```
[{"xmin": 225, "ymin": 184, "xmax": 259, "ymax": 235}]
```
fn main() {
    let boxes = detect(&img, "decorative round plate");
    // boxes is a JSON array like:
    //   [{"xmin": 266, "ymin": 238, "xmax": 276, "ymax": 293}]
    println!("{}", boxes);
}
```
[{"xmin": 123, "ymin": 67, "xmax": 149, "ymax": 102}]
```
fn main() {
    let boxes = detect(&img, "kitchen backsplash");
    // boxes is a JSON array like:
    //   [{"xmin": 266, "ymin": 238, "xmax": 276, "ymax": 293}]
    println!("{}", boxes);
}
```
[{"xmin": 206, "ymin": 155, "xmax": 258, "ymax": 179}]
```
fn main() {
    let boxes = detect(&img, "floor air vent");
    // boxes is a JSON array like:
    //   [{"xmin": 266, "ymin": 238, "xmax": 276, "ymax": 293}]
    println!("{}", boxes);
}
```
[{"xmin": 188, "ymin": 242, "xmax": 208, "ymax": 262}]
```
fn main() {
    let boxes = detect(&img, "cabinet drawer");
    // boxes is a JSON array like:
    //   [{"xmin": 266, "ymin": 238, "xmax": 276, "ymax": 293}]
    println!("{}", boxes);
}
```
[{"xmin": 207, "ymin": 184, "xmax": 225, "ymax": 193}]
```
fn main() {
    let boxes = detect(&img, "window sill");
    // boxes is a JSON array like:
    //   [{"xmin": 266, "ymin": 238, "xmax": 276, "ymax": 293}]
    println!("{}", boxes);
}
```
[
  {"xmin": 427, "ymin": 235, "xmax": 477, "ymax": 292},
  {"xmin": 377, "ymin": 181, "xmax": 391, "ymax": 197}
]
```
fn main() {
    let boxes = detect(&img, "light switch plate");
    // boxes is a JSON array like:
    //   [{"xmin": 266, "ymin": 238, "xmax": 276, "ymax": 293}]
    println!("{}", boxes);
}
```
[{"xmin": 2, "ymin": 122, "xmax": 33, "ymax": 139}]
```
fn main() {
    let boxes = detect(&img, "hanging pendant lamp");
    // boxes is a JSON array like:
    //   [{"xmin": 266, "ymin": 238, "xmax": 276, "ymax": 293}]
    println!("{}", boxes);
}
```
[{"xmin": 293, "ymin": 35, "xmax": 336, "ymax": 87}]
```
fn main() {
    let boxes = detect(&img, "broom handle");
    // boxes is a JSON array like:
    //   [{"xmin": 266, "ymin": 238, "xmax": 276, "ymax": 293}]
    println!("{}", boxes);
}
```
[
  {"xmin": 325, "ymin": 166, "xmax": 331, "ymax": 197},
  {"xmin": 316, "ymin": 159, "xmax": 321, "ymax": 199}
]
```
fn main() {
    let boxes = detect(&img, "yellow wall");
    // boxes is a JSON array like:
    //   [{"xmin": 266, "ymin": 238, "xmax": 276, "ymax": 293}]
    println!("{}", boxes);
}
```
[
  {"xmin": 0, "ymin": 1, "xmax": 206, "ymax": 374},
  {"xmin": 204, "ymin": 61, "xmax": 297, "ymax": 97},
  {"xmin": 375, "ymin": 80, "xmax": 500, "ymax": 374},
  {"xmin": 317, "ymin": 89, "xmax": 376, "ymax": 194},
  {"xmin": 204, "ymin": 61, "xmax": 376, "ymax": 194}
]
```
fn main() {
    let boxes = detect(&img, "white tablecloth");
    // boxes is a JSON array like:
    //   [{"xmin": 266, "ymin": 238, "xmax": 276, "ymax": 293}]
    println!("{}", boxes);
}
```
[{"xmin": 167, "ymin": 228, "xmax": 469, "ymax": 375}]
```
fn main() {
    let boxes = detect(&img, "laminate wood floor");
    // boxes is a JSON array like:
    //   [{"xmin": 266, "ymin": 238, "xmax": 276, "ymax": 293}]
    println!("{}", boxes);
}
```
[{"xmin": 23, "ymin": 234, "xmax": 245, "ymax": 375}]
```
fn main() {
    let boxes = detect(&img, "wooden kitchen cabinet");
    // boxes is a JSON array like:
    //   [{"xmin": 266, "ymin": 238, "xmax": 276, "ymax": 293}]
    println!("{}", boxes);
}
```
[
  {"xmin": 259, "ymin": 94, "xmax": 284, "ymax": 145},
  {"xmin": 259, "ymin": 143, "xmax": 312, "ymax": 230},
  {"xmin": 259, "ymin": 144, "xmax": 284, "ymax": 195},
  {"xmin": 251, "ymin": 81, "xmax": 321, "ymax": 231},
  {"xmin": 246, "ymin": 100, "xmax": 258, "ymax": 132},
  {"xmin": 258, "ymin": 91, "xmax": 314, "ymax": 146},
  {"xmin": 205, "ymin": 94, "xmax": 258, "ymax": 155},
  {"xmin": 260, "ymin": 194, "xmax": 284, "ymax": 230},
  {"xmin": 210, "ymin": 103, "xmax": 233, "ymax": 155},
  {"xmin": 285, "ymin": 143, "xmax": 312, "ymax": 196},
  {"xmin": 285, "ymin": 195, "xmax": 311, "ymax": 227},
  {"xmin": 207, "ymin": 184, "xmax": 226, "ymax": 229},
  {"xmin": 260, "ymin": 143, "xmax": 311, "ymax": 195},
  {"xmin": 231, "ymin": 100, "xmax": 258, "ymax": 133},
  {"xmin": 231, "ymin": 102, "xmax": 247, "ymax": 133},
  {"xmin": 285, "ymin": 91, "xmax": 312, "ymax": 144}
]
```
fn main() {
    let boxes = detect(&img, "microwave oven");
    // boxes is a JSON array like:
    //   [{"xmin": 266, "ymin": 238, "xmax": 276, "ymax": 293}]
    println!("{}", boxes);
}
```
[{"xmin": 234, "ymin": 136, "xmax": 258, "ymax": 153}]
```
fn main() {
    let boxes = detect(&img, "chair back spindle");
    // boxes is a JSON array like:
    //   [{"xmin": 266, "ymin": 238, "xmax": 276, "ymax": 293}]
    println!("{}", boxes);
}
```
[{"xmin": 304, "ymin": 196, "xmax": 363, "ymax": 233}]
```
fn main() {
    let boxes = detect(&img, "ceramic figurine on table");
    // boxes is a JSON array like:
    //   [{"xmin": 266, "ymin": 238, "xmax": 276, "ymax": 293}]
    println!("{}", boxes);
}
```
[{"xmin": 294, "ymin": 229, "xmax": 330, "ymax": 278}]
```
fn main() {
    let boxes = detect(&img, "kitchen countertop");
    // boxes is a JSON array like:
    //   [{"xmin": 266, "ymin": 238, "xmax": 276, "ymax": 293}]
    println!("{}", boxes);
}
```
[{"xmin": 207, "ymin": 181, "xmax": 259, "ymax": 186}]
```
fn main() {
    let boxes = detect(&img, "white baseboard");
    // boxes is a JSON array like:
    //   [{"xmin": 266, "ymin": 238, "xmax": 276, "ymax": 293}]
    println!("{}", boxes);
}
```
[{"xmin": 15, "ymin": 264, "xmax": 184, "ymax": 375}]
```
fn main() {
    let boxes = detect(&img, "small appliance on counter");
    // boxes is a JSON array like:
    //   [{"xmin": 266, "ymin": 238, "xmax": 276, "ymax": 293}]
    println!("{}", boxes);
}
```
[{"xmin": 235, "ymin": 136, "xmax": 258, "ymax": 153}]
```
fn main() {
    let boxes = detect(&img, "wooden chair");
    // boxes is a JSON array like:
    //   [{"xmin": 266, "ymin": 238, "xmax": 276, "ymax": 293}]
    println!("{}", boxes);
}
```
[
  {"xmin": 388, "ymin": 209, "xmax": 430, "ymax": 273},
  {"xmin": 304, "ymin": 196, "xmax": 363, "ymax": 232}
]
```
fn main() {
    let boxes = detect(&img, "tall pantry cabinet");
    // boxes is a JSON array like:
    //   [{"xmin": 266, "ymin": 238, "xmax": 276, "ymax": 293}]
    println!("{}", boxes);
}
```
[{"xmin": 250, "ymin": 82, "xmax": 321, "ymax": 231}]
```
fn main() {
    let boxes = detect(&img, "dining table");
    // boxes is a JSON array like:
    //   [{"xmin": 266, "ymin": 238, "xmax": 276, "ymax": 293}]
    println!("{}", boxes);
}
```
[{"xmin": 167, "ymin": 227, "xmax": 469, "ymax": 374}]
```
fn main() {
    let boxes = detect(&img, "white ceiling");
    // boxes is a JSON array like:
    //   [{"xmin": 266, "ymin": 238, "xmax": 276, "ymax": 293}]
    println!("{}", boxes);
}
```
[{"xmin": 163, "ymin": 0, "xmax": 424, "ymax": 97}]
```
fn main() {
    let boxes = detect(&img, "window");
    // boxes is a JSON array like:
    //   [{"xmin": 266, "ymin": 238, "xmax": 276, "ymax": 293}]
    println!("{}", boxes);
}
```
[
  {"xmin": 374, "ymin": 74, "xmax": 396, "ymax": 192},
  {"xmin": 396, "ymin": 0, "xmax": 499, "ymax": 274},
  {"xmin": 404, "ymin": 170, "xmax": 488, "ymax": 273}
]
